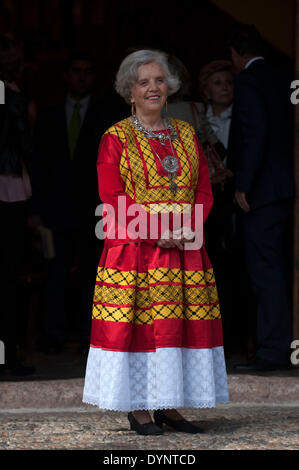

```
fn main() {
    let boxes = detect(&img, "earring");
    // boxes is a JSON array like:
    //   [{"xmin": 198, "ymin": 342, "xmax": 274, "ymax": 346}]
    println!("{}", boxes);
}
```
[
  {"xmin": 131, "ymin": 102, "xmax": 135, "ymax": 116},
  {"xmin": 165, "ymin": 100, "xmax": 168, "ymax": 113}
]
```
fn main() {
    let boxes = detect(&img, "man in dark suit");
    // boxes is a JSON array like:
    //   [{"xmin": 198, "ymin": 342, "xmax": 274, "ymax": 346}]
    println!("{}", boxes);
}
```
[
  {"xmin": 228, "ymin": 25, "xmax": 294, "ymax": 370},
  {"xmin": 29, "ymin": 51, "xmax": 128, "ymax": 353}
]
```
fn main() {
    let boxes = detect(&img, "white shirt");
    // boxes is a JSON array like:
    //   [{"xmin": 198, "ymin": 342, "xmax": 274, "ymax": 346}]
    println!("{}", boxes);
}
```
[
  {"xmin": 245, "ymin": 57, "xmax": 264, "ymax": 70},
  {"xmin": 65, "ymin": 94, "xmax": 90, "ymax": 127},
  {"xmin": 206, "ymin": 104, "xmax": 233, "ymax": 150}
]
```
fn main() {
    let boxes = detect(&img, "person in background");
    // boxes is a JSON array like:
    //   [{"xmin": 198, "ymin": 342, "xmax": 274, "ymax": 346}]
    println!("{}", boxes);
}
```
[
  {"xmin": 166, "ymin": 55, "xmax": 216, "ymax": 144},
  {"xmin": 195, "ymin": 60, "xmax": 237, "ymax": 354},
  {"xmin": 0, "ymin": 34, "xmax": 35, "ymax": 376},
  {"xmin": 197, "ymin": 60, "xmax": 234, "ymax": 178},
  {"xmin": 28, "ymin": 51, "xmax": 108, "ymax": 354},
  {"xmin": 229, "ymin": 25, "xmax": 294, "ymax": 371},
  {"xmin": 167, "ymin": 58, "xmax": 234, "ymax": 200}
]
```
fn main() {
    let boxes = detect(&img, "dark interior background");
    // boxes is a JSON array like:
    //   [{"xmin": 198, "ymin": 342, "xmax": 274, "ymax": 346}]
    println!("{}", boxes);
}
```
[
  {"xmin": 0, "ymin": 0, "xmax": 297, "ymax": 372},
  {"xmin": 1, "ymin": 0, "xmax": 295, "ymax": 108}
]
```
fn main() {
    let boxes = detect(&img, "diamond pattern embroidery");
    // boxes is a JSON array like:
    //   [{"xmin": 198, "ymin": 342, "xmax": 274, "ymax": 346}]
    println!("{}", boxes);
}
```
[
  {"xmin": 107, "ymin": 119, "xmax": 199, "ymax": 214},
  {"xmin": 82, "ymin": 346, "xmax": 229, "ymax": 411},
  {"xmin": 92, "ymin": 266, "xmax": 220, "ymax": 324}
]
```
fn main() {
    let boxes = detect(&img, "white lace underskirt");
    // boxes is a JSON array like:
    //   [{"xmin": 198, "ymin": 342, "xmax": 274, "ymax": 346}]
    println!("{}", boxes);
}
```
[{"xmin": 82, "ymin": 346, "xmax": 229, "ymax": 412}]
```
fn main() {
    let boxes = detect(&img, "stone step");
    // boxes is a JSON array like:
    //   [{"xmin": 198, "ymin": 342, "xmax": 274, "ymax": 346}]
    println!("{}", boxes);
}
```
[{"xmin": 0, "ymin": 373, "xmax": 299, "ymax": 410}]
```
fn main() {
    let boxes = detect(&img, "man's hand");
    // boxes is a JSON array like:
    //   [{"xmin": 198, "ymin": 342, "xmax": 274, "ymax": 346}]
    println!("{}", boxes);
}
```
[
  {"xmin": 27, "ymin": 215, "xmax": 43, "ymax": 233},
  {"xmin": 210, "ymin": 168, "xmax": 233, "ymax": 185},
  {"xmin": 235, "ymin": 190, "xmax": 251, "ymax": 212},
  {"xmin": 4, "ymin": 80, "xmax": 21, "ymax": 92}
]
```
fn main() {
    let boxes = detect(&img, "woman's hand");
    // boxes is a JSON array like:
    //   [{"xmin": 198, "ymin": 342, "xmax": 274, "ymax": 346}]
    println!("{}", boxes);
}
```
[
  {"xmin": 157, "ymin": 227, "xmax": 195, "ymax": 250},
  {"xmin": 156, "ymin": 238, "xmax": 178, "ymax": 249},
  {"xmin": 156, "ymin": 229, "xmax": 178, "ymax": 249}
]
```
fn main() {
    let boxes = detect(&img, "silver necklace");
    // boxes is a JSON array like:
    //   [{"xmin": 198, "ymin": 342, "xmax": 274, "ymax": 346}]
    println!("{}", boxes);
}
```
[
  {"xmin": 131, "ymin": 114, "xmax": 179, "ymax": 194},
  {"xmin": 132, "ymin": 114, "xmax": 178, "ymax": 146}
]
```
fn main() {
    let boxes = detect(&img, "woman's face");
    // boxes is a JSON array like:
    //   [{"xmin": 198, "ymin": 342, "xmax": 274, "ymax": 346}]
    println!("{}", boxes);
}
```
[
  {"xmin": 205, "ymin": 71, "xmax": 233, "ymax": 108},
  {"xmin": 131, "ymin": 61, "xmax": 168, "ymax": 116}
]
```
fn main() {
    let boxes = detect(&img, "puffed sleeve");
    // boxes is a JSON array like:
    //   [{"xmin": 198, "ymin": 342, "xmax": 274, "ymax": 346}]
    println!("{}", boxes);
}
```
[{"xmin": 96, "ymin": 132, "xmax": 160, "ymax": 247}]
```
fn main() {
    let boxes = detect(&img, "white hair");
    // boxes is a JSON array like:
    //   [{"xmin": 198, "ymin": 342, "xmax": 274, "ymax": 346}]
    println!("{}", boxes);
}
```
[{"xmin": 115, "ymin": 49, "xmax": 181, "ymax": 104}]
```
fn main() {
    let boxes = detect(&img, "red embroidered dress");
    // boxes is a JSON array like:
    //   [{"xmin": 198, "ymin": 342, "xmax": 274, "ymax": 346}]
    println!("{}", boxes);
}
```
[{"xmin": 82, "ymin": 118, "xmax": 229, "ymax": 411}]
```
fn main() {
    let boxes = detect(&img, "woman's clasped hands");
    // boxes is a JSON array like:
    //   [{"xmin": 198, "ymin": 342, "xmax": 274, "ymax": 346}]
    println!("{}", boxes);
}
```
[{"xmin": 156, "ymin": 227, "xmax": 195, "ymax": 250}]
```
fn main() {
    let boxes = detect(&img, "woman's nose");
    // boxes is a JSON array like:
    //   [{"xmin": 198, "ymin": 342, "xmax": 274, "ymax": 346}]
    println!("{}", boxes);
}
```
[{"xmin": 148, "ymin": 80, "xmax": 159, "ymax": 91}]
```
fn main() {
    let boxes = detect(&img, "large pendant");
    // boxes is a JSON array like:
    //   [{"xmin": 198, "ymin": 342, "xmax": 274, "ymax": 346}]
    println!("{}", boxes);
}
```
[
  {"xmin": 162, "ymin": 155, "xmax": 179, "ymax": 174},
  {"xmin": 170, "ymin": 179, "xmax": 178, "ymax": 194},
  {"xmin": 161, "ymin": 156, "xmax": 179, "ymax": 194}
]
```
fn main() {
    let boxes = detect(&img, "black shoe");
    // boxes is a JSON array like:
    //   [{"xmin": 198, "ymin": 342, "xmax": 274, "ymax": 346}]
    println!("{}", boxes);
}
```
[
  {"xmin": 233, "ymin": 358, "xmax": 293, "ymax": 372},
  {"xmin": 127, "ymin": 412, "xmax": 164, "ymax": 436},
  {"xmin": 153, "ymin": 410, "xmax": 204, "ymax": 434}
]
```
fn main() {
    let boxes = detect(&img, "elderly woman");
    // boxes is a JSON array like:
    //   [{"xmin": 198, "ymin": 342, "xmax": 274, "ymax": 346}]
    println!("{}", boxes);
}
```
[
  {"xmin": 82, "ymin": 49, "xmax": 229, "ymax": 435},
  {"xmin": 188, "ymin": 60, "xmax": 234, "ymax": 182},
  {"xmin": 197, "ymin": 60, "xmax": 234, "ymax": 174}
]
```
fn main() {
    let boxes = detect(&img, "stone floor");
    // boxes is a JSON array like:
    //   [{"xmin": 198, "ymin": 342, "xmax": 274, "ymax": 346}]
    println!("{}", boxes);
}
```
[
  {"xmin": 1, "ymin": 344, "xmax": 299, "ymax": 382},
  {"xmin": 0, "ymin": 344, "xmax": 298, "ymax": 452},
  {"xmin": 0, "ymin": 404, "xmax": 298, "ymax": 450}
]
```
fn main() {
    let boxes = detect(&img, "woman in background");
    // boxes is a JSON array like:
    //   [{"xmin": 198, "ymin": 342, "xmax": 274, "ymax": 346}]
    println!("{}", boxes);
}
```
[{"xmin": 198, "ymin": 60, "xmax": 253, "ymax": 357}]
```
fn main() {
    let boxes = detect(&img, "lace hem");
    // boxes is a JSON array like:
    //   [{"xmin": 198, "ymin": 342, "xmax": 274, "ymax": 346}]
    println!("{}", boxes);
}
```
[
  {"xmin": 82, "ymin": 394, "xmax": 229, "ymax": 412},
  {"xmin": 83, "ymin": 346, "xmax": 229, "ymax": 412}
]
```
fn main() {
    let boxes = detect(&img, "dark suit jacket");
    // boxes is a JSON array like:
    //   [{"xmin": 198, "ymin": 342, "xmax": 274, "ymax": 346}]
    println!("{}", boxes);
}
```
[
  {"xmin": 30, "ymin": 94, "xmax": 128, "ymax": 231},
  {"xmin": 229, "ymin": 59, "xmax": 294, "ymax": 209}
]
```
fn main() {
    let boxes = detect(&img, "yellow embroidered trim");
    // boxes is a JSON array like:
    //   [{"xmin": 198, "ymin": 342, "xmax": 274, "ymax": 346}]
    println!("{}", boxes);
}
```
[
  {"xmin": 92, "ymin": 266, "xmax": 220, "ymax": 324},
  {"xmin": 104, "ymin": 118, "xmax": 199, "ymax": 214}
]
